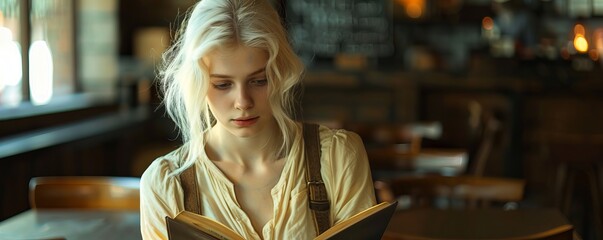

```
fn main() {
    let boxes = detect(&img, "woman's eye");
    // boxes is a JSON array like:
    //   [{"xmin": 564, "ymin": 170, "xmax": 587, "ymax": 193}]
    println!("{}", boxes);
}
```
[
  {"xmin": 212, "ymin": 82, "xmax": 231, "ymax": 90},
  {"xmin": 250, "ymin": 79, "xmax": 267, "ymax": 86}
]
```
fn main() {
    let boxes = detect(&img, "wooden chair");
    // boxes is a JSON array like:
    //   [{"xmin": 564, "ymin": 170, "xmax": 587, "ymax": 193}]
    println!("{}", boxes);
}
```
[
  {"xmin": 549, "ymin": 141, "xmax": 603, "ymax": 240},
  {"xmin": 29, "ymin": 176, "xmax": 140, "ymax": 210},
  {"xmin": 375, "ymin": 175, "xmax": 526, "ymax": 209},
  {"xmin": 468, "ymin": 110, "xmax": 501, "ymax": 176}
]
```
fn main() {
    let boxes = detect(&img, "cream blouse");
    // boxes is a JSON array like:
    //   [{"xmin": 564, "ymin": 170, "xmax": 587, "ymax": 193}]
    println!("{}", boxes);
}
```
[{"xmin": 140, "ymin": 125, "xmax": 376, "ymax": 239}]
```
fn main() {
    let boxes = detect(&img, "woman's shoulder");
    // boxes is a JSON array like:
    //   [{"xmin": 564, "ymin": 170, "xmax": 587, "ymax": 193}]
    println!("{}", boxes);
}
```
[
  {"xmin": 140, "ymin": 145, "xmax": 188, "ymax": 186},
  {"xmin": 316, "ymin": 124, "xmax": 364, "ymax": 152}
]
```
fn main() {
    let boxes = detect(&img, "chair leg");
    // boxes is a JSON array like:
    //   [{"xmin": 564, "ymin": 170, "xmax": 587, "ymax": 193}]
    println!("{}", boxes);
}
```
[
  {"xmin": 555, "ymin": 163, "xmax": 568, "ymax": 210},
  {"xmin": 562, "ymin": 169, "xmax": 576, "ymax": 215}
]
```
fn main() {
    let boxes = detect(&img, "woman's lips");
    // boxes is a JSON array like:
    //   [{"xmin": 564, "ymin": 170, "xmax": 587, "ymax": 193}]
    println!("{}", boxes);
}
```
[{"xmin": 232, "ymin": 116, "xmax": 259, "ymax": 127}]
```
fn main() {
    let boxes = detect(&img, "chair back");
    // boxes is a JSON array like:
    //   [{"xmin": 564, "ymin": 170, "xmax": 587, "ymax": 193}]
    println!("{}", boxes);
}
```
[
  {"xmin": 29, "ymin": 176, "xmax": 140, "ymax": 210},
  {"xmin": 375, "ymin": 175, "xmax": 525, "ymax": 209},
  {"xmin": 468, "ymin": 110, "xmax": 502, "ymax": 176}
]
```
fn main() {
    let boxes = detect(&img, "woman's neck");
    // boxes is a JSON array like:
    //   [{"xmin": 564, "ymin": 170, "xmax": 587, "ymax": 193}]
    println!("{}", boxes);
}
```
[{"xmin": 205, "ymin": 123, "xmax": 283, "ymax": 167}]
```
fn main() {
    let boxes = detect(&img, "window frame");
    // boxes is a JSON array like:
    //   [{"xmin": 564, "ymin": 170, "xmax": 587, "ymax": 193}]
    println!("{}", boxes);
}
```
[
  {"xmin": 0, "ymin": 0, "xmax": 118, "ymax": 122},
  {"xmin": 0, "ymin": 0, "xmax": 121, "ymax": 135}
]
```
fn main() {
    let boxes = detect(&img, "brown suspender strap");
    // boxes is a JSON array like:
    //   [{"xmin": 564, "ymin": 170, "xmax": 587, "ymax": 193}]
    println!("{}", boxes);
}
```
[
  {"xmin": 181, "ymin": 165, "xmax": 202, "ymax": 215},
  {"xmin": 303, "ymin": 123, "xmax": 331, "ymax": 235},
  {"xmin": 179, "ymin": 124, "xmax": 330, "ymax": 234}
]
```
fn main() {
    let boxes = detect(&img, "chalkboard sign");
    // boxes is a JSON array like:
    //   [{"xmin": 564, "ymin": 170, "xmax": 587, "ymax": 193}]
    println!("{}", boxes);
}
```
[{"xmin": 286, "ymin": 0, "xmax": 393, "ymax": 60}]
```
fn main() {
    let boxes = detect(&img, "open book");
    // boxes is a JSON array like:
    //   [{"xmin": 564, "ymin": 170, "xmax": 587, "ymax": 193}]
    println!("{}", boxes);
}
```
[{"xmin": 165, "ymin": 201, "xmax": 398, "ymax": 240}]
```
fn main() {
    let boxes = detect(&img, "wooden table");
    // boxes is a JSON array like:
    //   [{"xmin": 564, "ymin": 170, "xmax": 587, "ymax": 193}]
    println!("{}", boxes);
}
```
[
  {"xmin": 384, "ymin": 208, "xmax": 573, "ymax": 240},
  {"xmin": 0, "ymin": 209, "xmax": 142, "ymax": 240},
  {"xmin": 368, "ymin": 148, "xmax": 468, "ymax": 178}
]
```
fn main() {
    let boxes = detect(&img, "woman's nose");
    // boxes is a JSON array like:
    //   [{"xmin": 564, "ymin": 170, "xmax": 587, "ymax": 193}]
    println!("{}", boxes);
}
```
[{"xmin": 234, "ymin": 87, "xmax": 254, "ymax": 110}]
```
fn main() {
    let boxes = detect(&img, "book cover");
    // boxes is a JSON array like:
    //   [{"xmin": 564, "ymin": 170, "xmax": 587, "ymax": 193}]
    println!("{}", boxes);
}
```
[{"xmin": 166, "ymin": 201, "xmax": 398, "ymax": 240}]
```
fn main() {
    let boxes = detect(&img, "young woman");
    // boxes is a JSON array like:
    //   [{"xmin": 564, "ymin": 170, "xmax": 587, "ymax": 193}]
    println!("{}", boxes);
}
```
[{"xmin": 139, "ymin": 0, "xmax": 376, "ymax": 239}]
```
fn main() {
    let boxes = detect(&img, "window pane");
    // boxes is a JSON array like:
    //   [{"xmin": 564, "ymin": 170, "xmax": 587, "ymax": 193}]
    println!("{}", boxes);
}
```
[
  {"xmin": 595, "ymin": 0, "xmax": 603, "ymax": 16},
  {"xmin": 568, "ymin": 0, "xmax": 591, "ymax": 17},
  {"xmin": 30, "ymin": 0, "xmax": 74, "ymax": 105},
  {"xmin": 0, "ymin": 0, "xmax": 23, "ymax": 108}
]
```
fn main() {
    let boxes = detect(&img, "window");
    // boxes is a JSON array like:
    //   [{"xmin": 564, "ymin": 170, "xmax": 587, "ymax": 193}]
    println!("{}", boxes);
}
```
[
  {"xmin": 0, "ymin": 0, "xmax": 119, "ymax": 119},
  {"xmin": 29, "ymin": 0, "xmax": 75, "ymax": 105},
  {"xmin": 0, "ymin": 0, "xmax": 22, "ymax": 107},
  {"xmin": 1, "ymin": 0, "xmax": 74, "ymax": 108}
]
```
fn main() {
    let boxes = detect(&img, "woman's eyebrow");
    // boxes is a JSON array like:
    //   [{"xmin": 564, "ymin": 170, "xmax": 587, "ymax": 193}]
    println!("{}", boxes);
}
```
[{"xmin": 210, "ymin": 67, "xmax": 265, "ymax": 78}]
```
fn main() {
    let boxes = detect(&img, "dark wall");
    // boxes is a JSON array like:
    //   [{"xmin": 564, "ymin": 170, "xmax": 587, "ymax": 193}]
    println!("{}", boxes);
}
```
[{"xmin": 118, "ymin": 0, "xmax": 197, "ymax": 56}]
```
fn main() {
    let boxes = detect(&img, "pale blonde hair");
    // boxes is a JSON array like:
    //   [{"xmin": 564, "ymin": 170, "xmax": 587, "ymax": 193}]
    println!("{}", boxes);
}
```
[{"xmin": 159, "ymin": 0, "xmax": 304, "ymax": 173}]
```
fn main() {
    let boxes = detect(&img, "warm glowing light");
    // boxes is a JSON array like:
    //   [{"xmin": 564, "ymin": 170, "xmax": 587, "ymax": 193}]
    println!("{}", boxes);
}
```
[
  {"xmin": 482, "ymin": 17, "xmax": 494, "ymax": 30},
  {"xmin": 397, "ymin": 0, "xmax": 424, "ymax": 19},
  {"xmin": 574, "ymin": 35, "xmax": 589, "ymax": 53},
  {"xmin": 574, "ymin": 24, "xmax": 586, "ymax": 36},
  {"xmin": 407, "ymin": 3, "xmax": 422, "ymax": 18},
  {"xmin": 589, "ymin": 49, "xmax": 599, "ymax": 61},
  {"xmin": 595, "ymin": 29, "xmax": 603, "ymax": 50},
  {"xmin": 595, "ymin": 29, "xmax": 603, "ymax": 63},
  {"xmin": 29, "ymin": 41, "xmax": 53, "ymax": 105}
]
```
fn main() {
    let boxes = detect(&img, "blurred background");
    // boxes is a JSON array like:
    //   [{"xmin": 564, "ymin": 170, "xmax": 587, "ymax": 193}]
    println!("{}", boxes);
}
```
[{"xmin": 1, "ymin": 0, "xmax": 602, "ymax": 239}]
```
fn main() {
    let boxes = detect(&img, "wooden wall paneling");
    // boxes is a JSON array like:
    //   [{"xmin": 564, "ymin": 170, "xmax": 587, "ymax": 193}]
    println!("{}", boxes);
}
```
[
  {"xmin": 393, "ymin": 77, "xmax": 418, "ymax": 123},
  {"xmin": 1, "ymin": 153, "xmax": 32, "ymax": 221},
  {"xmin": 0, "ymin": 114, "xmax": 150, "ymax": 221},
  {"xmin": 355, "ymin": 89, "xmax": 394, "ymax": 122},
  {"xmin": 302, "ymin": 87, "xmax": 356, "ymax": 123},
  {"xmin": 303, "ymin": 83, "xmax": 400, "ymax": 125},
  {"xmin": 58, "ymin": 146, "xmax": 78, "ymax": 175},
  {"xmin": 521, "ymin": 94, "xmax": 603, "ymax": 240},
  {"xmin": 522, "ymin": 95, "xmax": 603, "ymax": 195}
]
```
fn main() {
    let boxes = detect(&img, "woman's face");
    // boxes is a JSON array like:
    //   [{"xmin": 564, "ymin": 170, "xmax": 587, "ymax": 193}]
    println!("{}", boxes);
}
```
[{"xmin": 202, "ymin": 45, "xmax": 274, "ymax": 138}]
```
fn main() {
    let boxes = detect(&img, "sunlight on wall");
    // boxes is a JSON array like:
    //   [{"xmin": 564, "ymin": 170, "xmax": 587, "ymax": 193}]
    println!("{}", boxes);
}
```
[
  {"xmin": 29, "ymin": 40, "xmax": 53, "ymax": 105},
  {"xmin": 0, "ymin": 27, "xmax": 22, "ymax": 88},
  {"xmin": 0, "ymin": 26, "xmax": 22, "ymax": 107}
]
